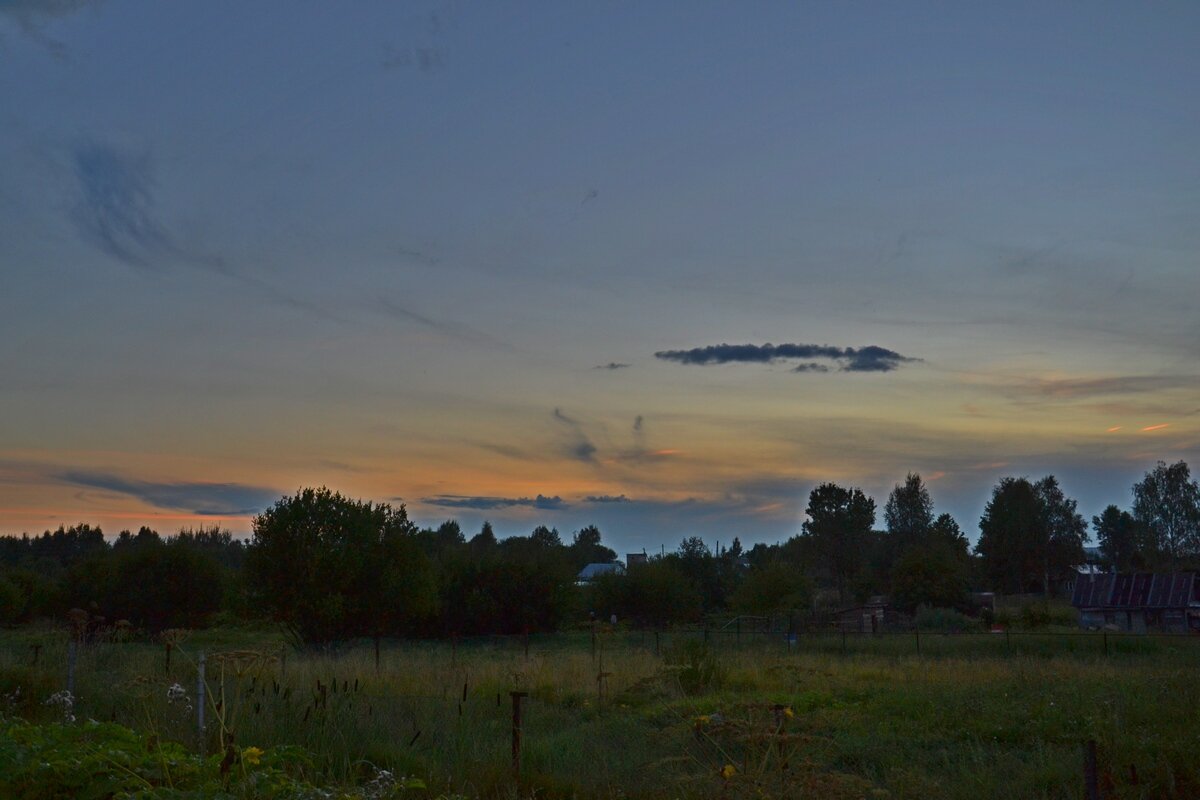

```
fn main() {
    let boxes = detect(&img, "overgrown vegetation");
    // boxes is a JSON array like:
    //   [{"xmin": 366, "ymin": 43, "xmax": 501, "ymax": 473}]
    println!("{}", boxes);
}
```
[{"xmin": 2, "ymin": 629, "xmax": 1199, "ymax": 799}]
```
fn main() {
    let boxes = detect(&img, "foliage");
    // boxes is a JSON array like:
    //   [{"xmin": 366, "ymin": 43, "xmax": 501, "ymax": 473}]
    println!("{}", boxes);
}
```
[
  {"xmin": 1132, "ymin": 460, "xmax": 1200, "ymax": 565},
  {"xmin": 913, "ymin": 605, "xmax": 979, "ymax": 632},
  {"xmin": 800, "ymin": 483, "xmax": 876, "ymax": 603},
  {"xmin": 590, "ymin": 559, "xmax": 702, "ymax": 626},
  {"xmin": 728, "ymin": 565, "xmax": 812, "ymax": 615},
  {"xmin": 66, "ymin": 542, "xmax": 226, "ymax": 632},
  {"xmin": 976, "ymin": 476, "xmax": 1086, "ymax": 595},
  {"xmin": 884, "ymin": 472, "xmax": 934, "ymax": 548},
  {"xmin": 891, "ymin": 543, "xmax": 970, "ymax": 614},
  {"xmin": 247, "ymin": 488, "xmax": 437, "ymax": 645},
  {"xmin": 1092, "ymin": 505, "xmax": 1143, "ymax": 572},
  {"xmin": 0, "ymin": 718, "xmax": 424, "ymax": 799},
  {"xmin": 661, "ymin": 639, "xmax": 726, "ymax": 695}
]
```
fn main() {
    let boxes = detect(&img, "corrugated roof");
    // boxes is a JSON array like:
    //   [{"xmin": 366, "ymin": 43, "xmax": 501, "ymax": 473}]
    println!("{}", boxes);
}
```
[{"xmin": 1071, "ymin": 572, "xmax": 1196, "ymax": 609}]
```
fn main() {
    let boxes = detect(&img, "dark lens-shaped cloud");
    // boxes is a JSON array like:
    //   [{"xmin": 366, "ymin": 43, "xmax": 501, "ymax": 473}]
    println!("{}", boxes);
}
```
[
  {"xmin": 655, "ymin": 342, "xmax": 919, "ymax": 373},
  {"xmin": 57, "ymin": 469, "xmax": 278, "ymax": 516},
  {"xmin": 584, "ymin": 494, "xmax": 631, "ymax": 503},
  {"xmin": 421, "ymin": 494, "xmax": 567, "ymax": 510},
  {"xmin": 595, "ymin": 362, "xmax": 630, "ymax": 370}
]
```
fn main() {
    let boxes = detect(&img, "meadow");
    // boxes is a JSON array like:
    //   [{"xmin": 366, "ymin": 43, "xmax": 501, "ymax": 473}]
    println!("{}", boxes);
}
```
[{"xmin": 2, "ymin": 625, "xmax": 1198, "ymax": 799}]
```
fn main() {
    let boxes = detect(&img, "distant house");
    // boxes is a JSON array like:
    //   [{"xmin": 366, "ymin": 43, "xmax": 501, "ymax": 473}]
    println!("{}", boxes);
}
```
[
  {"xmin": 576, "ymin": 562, "xmax": 624, "ymax": 584},
  {"xmin": 626, "ymin": 553, "xmax": 648, "ymax": 568},
  {"xmin": 832, "ymin": 599, "xmax": 910, "ymax": 632},
  {"xmin": 1071, "ymin": 572, "xmax": 1200, "ymax": 633}
]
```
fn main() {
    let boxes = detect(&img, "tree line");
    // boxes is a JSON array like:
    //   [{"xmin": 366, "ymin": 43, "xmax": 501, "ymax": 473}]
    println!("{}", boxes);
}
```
[{"xmin": 0, "ymin": 460, "xmax": 1196, "ymax": 645}]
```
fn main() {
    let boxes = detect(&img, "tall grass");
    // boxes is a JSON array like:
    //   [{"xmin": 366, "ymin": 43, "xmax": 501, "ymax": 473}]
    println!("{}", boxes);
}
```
[{"xmin": 2, "ymin": 626, "xmax": 1198, "ymax": 798}]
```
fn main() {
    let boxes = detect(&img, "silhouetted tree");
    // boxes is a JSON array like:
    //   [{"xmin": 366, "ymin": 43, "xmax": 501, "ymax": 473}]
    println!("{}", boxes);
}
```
[
  {"xmin": 1092, "ymin": 505, "xmax": 1143, "ymax": 571},
  {"xmin": 976, "ymin": 476, "xmax": 1085, "ymax": 595},
  {"xmin": 1132, "ymin": 460, "xmax": 1200, "ymax": 566},
  {"xmin": 247, "ymin": 487, "xmax": 436, "ymax": 645},
  {"xmin": 568, "ymin": 525, "xmax": 616, "ymax": 569},
  {"xmin": 1033, "ymin": 476, "xmax": 1088, "ymax": 597},
  {"xmin": 976, "ymin": 478, "xmax": 1043, "ymax": 594},
  {"xmin": 802, "ymin": 483, "xmax": 876, "ymax": 604},
  {"xmin": 884, "ymin": 473, "xmax": 934, "ymax": 548}
]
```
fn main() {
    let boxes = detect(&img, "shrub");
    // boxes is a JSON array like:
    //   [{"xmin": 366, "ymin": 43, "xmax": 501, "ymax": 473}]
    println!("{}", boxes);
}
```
[{"xmin": 914, "ymin": 606, "xmax": 980, "ymax": 633}]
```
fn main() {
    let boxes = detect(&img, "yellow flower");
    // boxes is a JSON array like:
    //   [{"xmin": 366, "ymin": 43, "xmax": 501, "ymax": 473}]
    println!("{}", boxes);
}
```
[
  {"xmin": 242, "ymin": 746, "xmax": 264, "ymax": 766},
  {"xmin": 696, "ymin": 715, "xmax": 711, "ymax": 725},
  {"xmin": 721, "ymin": 764, "xmax": 736, "ymax": 780},
  {"xmin": 784, "ymin": 707, "xmax": 795, "ymax": 718}
]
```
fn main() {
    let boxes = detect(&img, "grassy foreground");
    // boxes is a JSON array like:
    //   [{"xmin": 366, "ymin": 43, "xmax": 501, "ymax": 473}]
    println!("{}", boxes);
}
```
[{"xmin": 1, "ymin": 627, "xmax": 1198, "ymax": 799}]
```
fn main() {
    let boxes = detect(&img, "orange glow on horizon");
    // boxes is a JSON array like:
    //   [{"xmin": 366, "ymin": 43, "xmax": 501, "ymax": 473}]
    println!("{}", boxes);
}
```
[
  {"xmin": 1106, "ymin": 426, "xmax": 1122, "ymax": 432},
  {"xmin": 1141, "ymin": 423, "xmax": 1170, "ymax": 432}
]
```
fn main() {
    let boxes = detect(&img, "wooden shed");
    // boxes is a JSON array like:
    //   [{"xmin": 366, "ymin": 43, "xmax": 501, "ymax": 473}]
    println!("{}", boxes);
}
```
[{"xmin": 1071, "ymin": 572, "xmax": 1200, "ymax": 633}]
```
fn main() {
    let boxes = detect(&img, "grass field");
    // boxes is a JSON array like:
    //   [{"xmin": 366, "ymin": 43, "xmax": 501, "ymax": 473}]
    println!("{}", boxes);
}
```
[{"xmin": 2, "ymin": 625, "xmax": 1198, "ymax": 799}]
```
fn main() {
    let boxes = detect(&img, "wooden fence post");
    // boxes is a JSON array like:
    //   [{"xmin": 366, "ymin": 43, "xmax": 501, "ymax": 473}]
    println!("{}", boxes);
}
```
[
  {"xmin": 197, "ymin": 652, "xmax": 207, "ymax": 755},
  {"xmin": 511, "ymin": 691, "xmax": 528, "ymax": 777},
  {"xmin": 1083, "ymin": 739, "xmax": 1099, "ymax": 800},
  {"xmin": 66, "ymin": 639, "xmax": 77, "ymax": 699}
]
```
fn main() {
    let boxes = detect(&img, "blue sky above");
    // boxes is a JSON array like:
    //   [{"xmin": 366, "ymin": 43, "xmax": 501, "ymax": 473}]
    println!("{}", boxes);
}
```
[{"xmin": 1, "ymin": 1, "xmax": 1198, "ymax": 554}]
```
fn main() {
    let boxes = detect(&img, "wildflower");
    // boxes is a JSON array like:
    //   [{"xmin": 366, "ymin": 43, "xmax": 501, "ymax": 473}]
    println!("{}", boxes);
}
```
[
  {"xmin": 241, "ymin": 746, "xmax": 264, "ymax": 766},
  {"xmin": 44, "ymin": 691, "xmax": 76, "ymax": 723},
  {"xmin": 784, "ymin": 707, "xmax": 795, "ymax": 718},
  {"xmin": 721, "ymin": 764, "xmax": 736, "ymax": 780}
]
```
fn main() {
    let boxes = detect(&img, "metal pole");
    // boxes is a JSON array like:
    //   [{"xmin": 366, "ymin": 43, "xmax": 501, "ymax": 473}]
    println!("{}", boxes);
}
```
[
  {"xmin": 197, "ymin": 652, "xmax": 207, "ymax": 754},
  {"xmin": 915, "ymin": 628, "xmax": 920, "ymax": 655},
  {"xmin": 1103, "ymin": 632, "xmax": 1108, "ymax": 657}
]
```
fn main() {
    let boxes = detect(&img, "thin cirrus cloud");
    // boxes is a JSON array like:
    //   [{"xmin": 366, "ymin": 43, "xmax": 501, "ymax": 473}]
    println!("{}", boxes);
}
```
[
  {"xmin": 583, "ymin": 494, "xmax": 631, "ymax": 503},
  {"xmin": 57, "ymin": 469, "xmax": 279, "ymax": 516},
  {"xmin": 654, "ymin": 343, "xmax": 920, "ymax": 373},
  {"xmin": 594, "ymin": 362, "xmax": 630, "ymax": 370},
  {"xmin": 421, "ymin": 494, "xmax": 567, "ymax": 510},
  {"xmin": 71, "ymin": 142, "xmax": 178, "ymax": 270}
]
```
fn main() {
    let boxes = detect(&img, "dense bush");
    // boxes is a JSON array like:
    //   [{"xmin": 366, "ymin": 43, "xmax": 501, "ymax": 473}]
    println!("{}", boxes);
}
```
[{"xmin": 914, "ymin": 606, "xmax": 981, "ymax": 632}]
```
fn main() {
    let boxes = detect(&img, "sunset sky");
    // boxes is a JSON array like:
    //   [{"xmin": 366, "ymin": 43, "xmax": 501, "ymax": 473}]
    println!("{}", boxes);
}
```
[{"xmin": 2, "ymin": 2, "xmax": 1197, "ymax": 556}]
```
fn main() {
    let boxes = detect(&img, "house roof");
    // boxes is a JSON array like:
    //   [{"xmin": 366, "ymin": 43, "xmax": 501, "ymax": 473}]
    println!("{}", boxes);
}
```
[
  {"xmin": 577, "ymin": 562, "xmax": 623, "ymax": 580},
  {"xmin": 1071, "ymin": 572, "xmax": 1197, "ymax": 609}
]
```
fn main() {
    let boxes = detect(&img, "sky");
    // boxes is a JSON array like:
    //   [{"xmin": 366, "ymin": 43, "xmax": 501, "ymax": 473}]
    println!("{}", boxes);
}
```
[{"xmin": 1, "ymin": 1, "xmax": 1198, "ymax": 556}]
